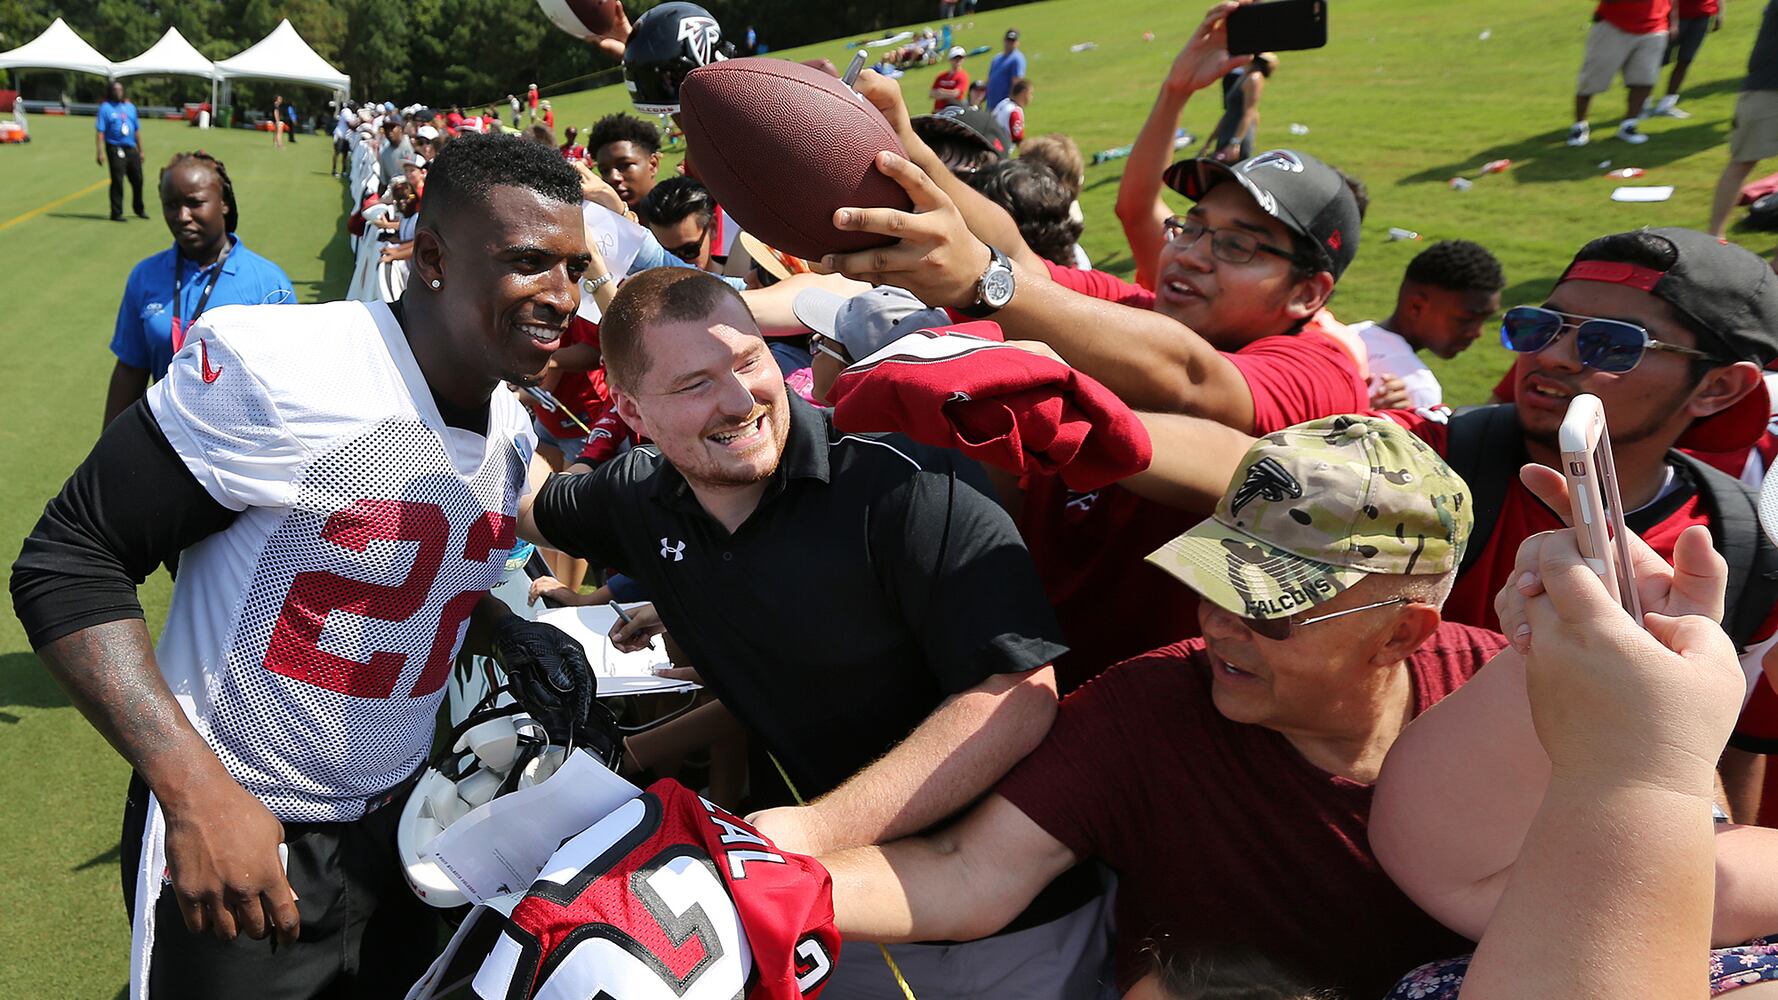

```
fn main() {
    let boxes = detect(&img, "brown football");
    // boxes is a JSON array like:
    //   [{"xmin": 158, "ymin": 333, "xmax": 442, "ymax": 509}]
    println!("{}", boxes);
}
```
[
  {"xmin": 537, "ymin": 0, "xmax": 623, "ymax": 38},
  {"xmin": 679, "ymin": 57, "xmax": 913, "ymax": 261}
]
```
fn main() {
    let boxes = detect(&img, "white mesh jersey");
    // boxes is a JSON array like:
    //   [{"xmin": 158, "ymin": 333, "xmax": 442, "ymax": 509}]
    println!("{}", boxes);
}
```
[{"xmin": 146, "ymin": 300, "xmax": 537, "ymax": 822}]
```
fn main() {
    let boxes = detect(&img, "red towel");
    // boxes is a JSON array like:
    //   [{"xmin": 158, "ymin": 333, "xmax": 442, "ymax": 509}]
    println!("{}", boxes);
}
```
[{"xmin": 829, "ymin": 326, "xmax": 1153, "ymax": 491}]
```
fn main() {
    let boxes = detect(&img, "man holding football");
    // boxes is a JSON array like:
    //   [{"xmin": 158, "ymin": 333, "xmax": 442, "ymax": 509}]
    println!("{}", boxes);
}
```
[{"xmin": 11, "ymin": 133, "xmax": 607, "ymax": 999}]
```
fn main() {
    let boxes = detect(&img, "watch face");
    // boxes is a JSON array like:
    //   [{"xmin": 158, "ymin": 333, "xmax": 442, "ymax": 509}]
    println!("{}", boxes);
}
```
[{"xmin": 983, "ymin": 268, "xmax": 1015, "ymax": 308}]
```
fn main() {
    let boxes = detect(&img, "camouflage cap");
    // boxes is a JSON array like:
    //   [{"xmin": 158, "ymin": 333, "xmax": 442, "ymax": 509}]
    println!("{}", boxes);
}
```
[{"xmin": 1146, "ymin": 415, "xmax": 1472, "ymax": 621}]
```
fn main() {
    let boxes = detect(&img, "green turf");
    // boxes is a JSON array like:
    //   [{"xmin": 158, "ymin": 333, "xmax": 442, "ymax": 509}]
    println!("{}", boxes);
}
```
[{"xmin": 2, "ymin": 0, "xmax": 1774, "ymax": 992}]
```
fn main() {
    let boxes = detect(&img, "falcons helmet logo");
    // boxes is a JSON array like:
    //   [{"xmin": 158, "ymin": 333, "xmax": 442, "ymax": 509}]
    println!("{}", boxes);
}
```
[
  {"xmin": 1229, "ymin": 457, "xmax": 1303, "ymax": 515},
  {"xmin": 679, "ymin": 16, "xmax": 724, "ymax": 65}
]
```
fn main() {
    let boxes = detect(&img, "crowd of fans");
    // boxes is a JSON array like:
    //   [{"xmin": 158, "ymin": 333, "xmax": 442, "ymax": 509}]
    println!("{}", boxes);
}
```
[{"xmin": 29, "ymin": 0, "xmax": 1778, "ymax": 998}]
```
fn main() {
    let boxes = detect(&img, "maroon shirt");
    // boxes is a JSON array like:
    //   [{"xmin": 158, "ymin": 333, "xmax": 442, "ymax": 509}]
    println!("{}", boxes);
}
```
[{"xmin": 996, "ymin": 622, "xmax": 1503, "ymax": 996}]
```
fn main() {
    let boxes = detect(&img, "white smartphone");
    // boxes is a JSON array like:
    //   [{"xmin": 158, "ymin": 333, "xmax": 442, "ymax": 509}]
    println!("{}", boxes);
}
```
[{"xmin": 1558, "ymin": 394, "xmax": 1642, "ymax": 620}]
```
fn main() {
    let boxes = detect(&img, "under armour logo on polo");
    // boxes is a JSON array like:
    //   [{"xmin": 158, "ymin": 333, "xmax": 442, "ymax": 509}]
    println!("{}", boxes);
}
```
[
  {"xmin": 1064, "ymin": 490, "xmax": 1099, "ymax": 513},
  {"xmin": 660, "ymin": 538, "xmax": 686, "ymax": 562},
  {"xmin": 1229, "ymin": 457, "xmax": 1302, "ymax": 515}
]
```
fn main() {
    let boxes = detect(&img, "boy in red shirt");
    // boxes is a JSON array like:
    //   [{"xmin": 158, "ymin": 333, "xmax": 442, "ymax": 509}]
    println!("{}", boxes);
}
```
[
  {"xmin": 1568, "ymin": 0, "xmax": 1672, "ymax": 146},
  {"xmin": 929, "ymin": 47, "xmax": 970, "ymax": 111}
]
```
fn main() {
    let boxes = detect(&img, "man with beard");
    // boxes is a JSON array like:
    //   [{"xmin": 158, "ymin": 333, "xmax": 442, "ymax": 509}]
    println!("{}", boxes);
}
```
[{"xmin": 516, "ymin": 266, "xmax": 1115, "ymax": 1000}]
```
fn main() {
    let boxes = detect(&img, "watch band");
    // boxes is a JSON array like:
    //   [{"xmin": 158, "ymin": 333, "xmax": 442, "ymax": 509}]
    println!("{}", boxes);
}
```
[{"xmin": 582, "ymin": 272, "xmax": 616, "ymax": 293}]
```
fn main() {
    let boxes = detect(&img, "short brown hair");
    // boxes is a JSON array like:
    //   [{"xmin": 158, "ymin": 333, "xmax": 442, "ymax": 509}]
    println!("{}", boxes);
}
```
[
  {"xmin": 1018, "ymin": 134, "xmax": 1084, "ymax": 199},
  {"xmin": 600, "ymin": 267, "xmax": 752, "ymax": 391}
]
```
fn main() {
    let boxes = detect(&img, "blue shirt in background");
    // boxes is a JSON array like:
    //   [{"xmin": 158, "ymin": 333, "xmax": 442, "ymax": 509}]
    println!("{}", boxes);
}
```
[
  {"xmin": 986, "ymin": 49, "xmax": 1027, "ymax": 108},
  {"xmin": 97, "ymin": 100, "xmax": 140, "ymax": 147},
  {"xmin": 111, "ymin": 234, "xmax": 297, "ymax": 379}
]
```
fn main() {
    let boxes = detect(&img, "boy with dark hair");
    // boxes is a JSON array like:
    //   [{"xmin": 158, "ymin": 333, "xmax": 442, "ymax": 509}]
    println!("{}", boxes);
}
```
[
  {"xmin": 1354, "ymin": 239, "xmax": 1507, "ymax": 409},
  {"xmin": 587, "ymin": 112, "xmax": 663, "ymax": 207},
  {"xmin": 637, "ymin": 175, "xmax": 720, "ymax": 271},
  {"xmin": 964, "ymin": 159, "xmax": 1082, "ymax": 267}
]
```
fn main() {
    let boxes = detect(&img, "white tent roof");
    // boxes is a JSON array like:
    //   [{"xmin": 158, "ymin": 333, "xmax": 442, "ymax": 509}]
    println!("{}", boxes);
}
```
[
  {"xmin": 113, "ymin": 27, "xmax": 215, "ymax": 80},
  {"xmin": 214, "ymin": 19, "xmax": 348, "ymax": 92},
  {"xmin": 0, "ymin": 17, "xmax": 114, "ymax": 78}
]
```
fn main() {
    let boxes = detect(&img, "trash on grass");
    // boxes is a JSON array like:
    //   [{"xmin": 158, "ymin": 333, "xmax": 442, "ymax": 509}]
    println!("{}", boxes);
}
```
[
  {"xmin": 1611, "ymin": 185, "xmax": 1675, "ymax": 203},
  {"xmin": 1288, "ymin": 123, "xmax": 1310, "ymax": 135},
  {"xmin": 1449, "ymin": 177, "xmax": 1474, "ymax": 191},
  {"xmin": 1606, "ymin": 167, "xmax": 1646, "ymax": 179},
  {"xmin": 1387, "ymin": 227, "xmax": 1421, "ymax": 241},
  {"xmin": 1479, "ymin": 29, "xmax": 1492, "ymax": 40},
  {"xmin": 1481, "ymin": 159, "xmax": 1511, "ymax": 174},
  {"xmin": 1070, "ymin": 42, "xmax": 1097, "ymax": 52}
]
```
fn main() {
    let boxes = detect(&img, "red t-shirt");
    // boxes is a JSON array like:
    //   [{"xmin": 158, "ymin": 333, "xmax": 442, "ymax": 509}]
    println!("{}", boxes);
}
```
[
  {"xmin": 997, "ymin": 623, "xmax": 1499, "ymax": 996},
  {"xmin": 1596, "ymin": 0, "xmax": 1673, "ymax": 34},
  {"xmin": 1019, "ymin": 330, "xmax": 1367, "ymax": 689},
  {"xmin": 931, "ymin": 68, "xmax": 970, "ymax": 111},
  {"xmin": 1044, "ymin": 260, "xmax": 1155, "ymax": 309},
  {"xmin": 1679, "ymin": 0, "xmax": 1719, "ymax": 17},
  {"xmin": 528, "ymin": 316, "xmax": 606, "ymax": 439}
]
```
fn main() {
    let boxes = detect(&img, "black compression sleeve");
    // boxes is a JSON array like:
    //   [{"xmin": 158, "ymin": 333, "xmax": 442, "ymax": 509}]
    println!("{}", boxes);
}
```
[{"xmin": 10, "ymin": 401, "xmax": 238, "ymax": 649}]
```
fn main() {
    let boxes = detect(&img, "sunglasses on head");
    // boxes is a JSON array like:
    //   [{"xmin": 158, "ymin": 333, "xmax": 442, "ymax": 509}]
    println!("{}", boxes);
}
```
[
  {"xmin": 1499, "ymin": 305, "xmax": 1727, "ymax": 374},
  {"xmin": 1237, "ymin": 596, "xmax": 1407, "ymax": 641}
]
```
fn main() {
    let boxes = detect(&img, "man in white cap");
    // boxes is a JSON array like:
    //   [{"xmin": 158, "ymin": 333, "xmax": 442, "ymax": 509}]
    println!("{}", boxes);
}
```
[{"xmin": 931, "ymin": 46, "xmax": 971, "ymax": 112}]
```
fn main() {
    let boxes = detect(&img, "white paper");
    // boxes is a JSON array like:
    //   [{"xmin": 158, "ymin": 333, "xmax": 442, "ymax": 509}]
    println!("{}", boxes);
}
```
[
  {"xmin": 426, "ymin": 748, "xmax": 642, "ymax": 904},
  {"xmin": 537, "ymin": 603, "xmax": 674, "ymax": 678},
  {"xmin": 579, "ymin": 201, "xmax": 651, "ymax": 322},
  {"xmin": 1610, "ymin": 185, "xmax": 1675, "ymax": 203}
]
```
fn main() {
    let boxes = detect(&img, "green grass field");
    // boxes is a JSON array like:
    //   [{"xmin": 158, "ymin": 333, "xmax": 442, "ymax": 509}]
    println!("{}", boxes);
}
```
[{"xmin": 1, "ymin": 0, "xmax": 1773, "ymax": 992}]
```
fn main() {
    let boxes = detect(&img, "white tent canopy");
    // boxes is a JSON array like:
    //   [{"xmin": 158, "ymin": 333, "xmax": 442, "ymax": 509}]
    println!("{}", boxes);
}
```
[
  {"xmin": 0, "ymin": 17, "xmax": 114, "ymax": 78},
  {"xmin": 214, "ymin": 19, "xmax": 348, "ymax": 92},
  {"xmin": 112, "ymin": 27, "xmax": 216, "ymax": 80}
]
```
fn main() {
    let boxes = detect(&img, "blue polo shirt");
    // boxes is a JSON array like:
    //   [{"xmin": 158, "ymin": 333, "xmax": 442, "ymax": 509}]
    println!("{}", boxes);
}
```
[
  {"xmin": 986, "ymin": 49, "xmax": 1027, "ymax": 108},
  {"xmin": 97, "ymin": 100, "xmax": 140, "ymax": 147},
  {"xmin": 111, "ymin": 235, "xmax": 296, "ymax": 378}
]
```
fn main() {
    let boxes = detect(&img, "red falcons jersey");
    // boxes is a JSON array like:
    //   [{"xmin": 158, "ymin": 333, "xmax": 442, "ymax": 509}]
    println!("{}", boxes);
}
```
[
  {"xmin": 409, "ymin": 780, "xmax": 839, "ymax": 1000},
  {"xmin": 145, "ymin": 300, "xmax": 535, "ymax": 821}
]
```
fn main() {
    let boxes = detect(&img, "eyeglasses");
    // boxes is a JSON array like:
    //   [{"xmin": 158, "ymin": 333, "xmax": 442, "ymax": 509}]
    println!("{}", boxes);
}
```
[
  {"xmin": 665, "ymin": 226, "xmax": 711, "ymax": 263},
  {"xmin": 1162, "ymin": 216, "xmax": 1305, "ymax": 267},
  {"xmin": 1499, "ymin": 305, "xmax": 1728, "ymax": 374},
  {"xmin": 809, "ymin": 332, "xmax": 853, "ymax": 366},
  {"xmin": 1237, "ymin": 596, "xmax": 1408, "ymax": 641}
]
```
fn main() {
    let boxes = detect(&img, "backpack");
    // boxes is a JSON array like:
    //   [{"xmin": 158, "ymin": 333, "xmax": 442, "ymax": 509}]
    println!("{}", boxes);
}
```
[
  {"xmin": 1442, "ymin": 404, "xmax": 1778, "ymax": 653},
  {"xmin": 1747, "ymin": 190, "xmax": 1778, "ymax": 232}
]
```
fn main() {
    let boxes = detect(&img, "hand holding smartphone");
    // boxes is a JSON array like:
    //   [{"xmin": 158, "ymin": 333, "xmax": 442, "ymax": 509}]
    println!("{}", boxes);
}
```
[
  {"xmin": 1558, "ymin": 394, "xmax": 1643, "ymax": 621},
  {"xmin": 1225, "ymin": 0, "xmax": 1328, "ymax": 56}
]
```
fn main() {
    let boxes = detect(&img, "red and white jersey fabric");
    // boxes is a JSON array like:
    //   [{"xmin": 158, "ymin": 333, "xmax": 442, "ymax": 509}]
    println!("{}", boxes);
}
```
[
  {"xmin": 411, "ymin": 780, "xmax": 839, "ymax": 1000},
  {"xmin": 145, "ymin": 300, "xmax": 535, "ymax": 822}
]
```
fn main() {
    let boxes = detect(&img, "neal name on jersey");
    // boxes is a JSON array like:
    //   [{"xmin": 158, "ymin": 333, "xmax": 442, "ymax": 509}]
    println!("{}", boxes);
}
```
[{"xmin": 146, "ymin": 300, "xmax": 537, "ymax": 822}]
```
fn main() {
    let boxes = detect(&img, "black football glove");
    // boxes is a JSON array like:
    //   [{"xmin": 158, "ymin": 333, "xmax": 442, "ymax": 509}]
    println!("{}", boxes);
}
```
[{"xmin": 490, "ymin": 617, "xmax": 622, "ymax": 768}]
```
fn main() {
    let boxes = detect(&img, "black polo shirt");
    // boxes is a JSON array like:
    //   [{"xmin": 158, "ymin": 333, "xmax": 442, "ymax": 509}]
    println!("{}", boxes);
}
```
[{"xmin": 532, "ymin": 394, "xmax": 1067, "ymax": 798}]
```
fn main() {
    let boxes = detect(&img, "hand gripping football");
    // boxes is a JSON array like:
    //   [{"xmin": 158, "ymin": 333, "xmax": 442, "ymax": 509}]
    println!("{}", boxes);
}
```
[{"xmin": 679, "ymin": 57, "xmax": 914, "ymax": 261}]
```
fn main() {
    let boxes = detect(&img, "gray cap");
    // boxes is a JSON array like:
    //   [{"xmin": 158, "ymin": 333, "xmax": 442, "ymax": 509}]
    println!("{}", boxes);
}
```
[{"xmin": 793, "ymin": 286, "xmax": 949, "ymax": 361}]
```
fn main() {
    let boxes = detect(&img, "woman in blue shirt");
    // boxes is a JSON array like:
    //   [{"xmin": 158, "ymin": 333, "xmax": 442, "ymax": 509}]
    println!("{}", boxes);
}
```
[{"xmin": 105, "ymin": 151, "xmax": 296, "ymax": 426}]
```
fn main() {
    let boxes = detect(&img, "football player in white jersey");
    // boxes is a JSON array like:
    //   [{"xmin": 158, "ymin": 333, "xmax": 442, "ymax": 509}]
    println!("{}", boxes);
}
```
[{"xmin": 11, "ymin": 133, "xmax": 613, "ymax": 999}]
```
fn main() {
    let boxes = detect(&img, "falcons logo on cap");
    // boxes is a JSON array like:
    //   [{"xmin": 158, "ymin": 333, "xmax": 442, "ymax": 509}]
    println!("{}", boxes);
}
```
[
  {"xmin": 678, "ymin": 16, "xmax": 723, "ymax": 65},
  {"xmin": 1241, "ymin": 150, "xmax": 1305, "ymax": 174},
  {"xmin": 1230, "ymin": 457, "xmax": 1303, "ymax": 514}
]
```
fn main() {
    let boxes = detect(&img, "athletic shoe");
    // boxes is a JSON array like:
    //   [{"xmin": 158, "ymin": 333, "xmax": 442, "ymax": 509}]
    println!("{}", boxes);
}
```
[
  {"xmin": 1651, "ymin": 94, "xmax": 1692, "ymax": 118},
  {"xmin": 1615, "ymin": 119, "xmax": 1650, "ymax": 144},
  {"xmin": 135, "ymin": 211, "xmax": 150, "ymax": 219},
  {"xmin": 1566, "ymin": 121, "xmax": 1591, "ymax": 146}
]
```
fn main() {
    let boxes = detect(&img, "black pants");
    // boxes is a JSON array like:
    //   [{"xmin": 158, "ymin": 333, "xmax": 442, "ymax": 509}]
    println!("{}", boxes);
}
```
[
  {"xmin": 107, "ymin": 142, "xmax": 144, "ymax": 219},
  {"xmin": 122, "ymin": 773, "xmax": 439, "ymax": 999}
]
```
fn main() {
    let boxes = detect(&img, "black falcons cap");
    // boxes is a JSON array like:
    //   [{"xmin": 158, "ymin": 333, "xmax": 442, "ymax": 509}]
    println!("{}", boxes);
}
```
[
  {"xmin": 1162, "ymin": 149, "xmax": 1361, "ymax": 280},
  {"xmin": 912, "ymin": 105, "xmax": 1011, "ymax": 160}
]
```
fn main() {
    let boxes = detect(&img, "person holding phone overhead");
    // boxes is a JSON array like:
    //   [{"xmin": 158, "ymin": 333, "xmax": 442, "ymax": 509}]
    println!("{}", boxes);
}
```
[{"xmin": 103, "ymin": 151, "xmax": 295, "ymax": 427}]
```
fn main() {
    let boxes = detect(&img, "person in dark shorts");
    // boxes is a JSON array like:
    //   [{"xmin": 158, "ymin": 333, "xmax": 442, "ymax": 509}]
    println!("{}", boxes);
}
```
[{"xmin": 1653, "ymin": 0, "xmax": 1725, "ymax": 118}]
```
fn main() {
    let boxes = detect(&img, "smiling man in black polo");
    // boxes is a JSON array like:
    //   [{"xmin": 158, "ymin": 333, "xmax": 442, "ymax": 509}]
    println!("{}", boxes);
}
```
[{"xmin": 516, "ymin": 266, "xmax": 1108, "ymax": 1000}]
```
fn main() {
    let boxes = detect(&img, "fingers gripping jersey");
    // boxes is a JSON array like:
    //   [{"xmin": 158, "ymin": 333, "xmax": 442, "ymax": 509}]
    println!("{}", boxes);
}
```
[
  {"xmin": 146, "ymin": 301, "xmax": 536, "ymax": 821},
  {"xmin": 467, "ymin": 781, "xmax": 839, "ymax": 1000}
]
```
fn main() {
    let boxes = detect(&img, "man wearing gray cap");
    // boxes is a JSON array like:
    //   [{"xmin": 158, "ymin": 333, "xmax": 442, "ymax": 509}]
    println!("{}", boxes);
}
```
[{"xmin": 793, "ymin": 284, "xmax": 949, "ymax": 400}]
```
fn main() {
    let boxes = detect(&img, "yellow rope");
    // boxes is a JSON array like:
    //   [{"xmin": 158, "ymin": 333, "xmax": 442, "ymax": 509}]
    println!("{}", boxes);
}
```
[{"xmin": 768, "ymin": 753, "xmax": 918, "ymax": 1000}]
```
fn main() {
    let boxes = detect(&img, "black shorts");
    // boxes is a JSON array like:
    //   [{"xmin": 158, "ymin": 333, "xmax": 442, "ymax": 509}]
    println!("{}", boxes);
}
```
[
  {"xmin": 333, "ymin": 135, "xmax": 350, "ymax": 154},
  {"xmin": 1669, "ymin": 15, "xmax": 1711, "ymax": 64},
  {"xmin": 122, "ymin": 772, "xmax": 438, "ymax": 1000}
]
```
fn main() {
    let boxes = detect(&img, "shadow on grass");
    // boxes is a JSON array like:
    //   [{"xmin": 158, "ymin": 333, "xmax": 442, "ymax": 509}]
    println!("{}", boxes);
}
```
[
  {"xmin": 0, "ymin": 651, "xmax": 68, "ymax": 715},
  {"xmin": 75, "ymin": 843, "xmax": 120, "ymax": 872},
  {"xmin": 47, "ymin": 211, "xmax": 126, "ymax": 222},
  {"xmin": 314, "ymin": 172, "xmax": 360, "ymax": 301},
  {"xmin": 1500, "ymin": 272, "xmax": 1566, "ymax": 304}
]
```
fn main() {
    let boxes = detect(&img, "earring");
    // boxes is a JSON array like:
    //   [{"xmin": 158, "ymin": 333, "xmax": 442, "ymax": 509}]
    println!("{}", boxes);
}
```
[{"xmin": 430, "ymin": 279, "xmax": 441, "ymax": 289}]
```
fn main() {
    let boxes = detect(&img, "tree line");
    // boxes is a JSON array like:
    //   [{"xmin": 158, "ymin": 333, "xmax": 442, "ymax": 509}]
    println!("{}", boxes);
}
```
[{"xmin": 0, "ymin": 0, "xmax": 1022, "ymax": 113}]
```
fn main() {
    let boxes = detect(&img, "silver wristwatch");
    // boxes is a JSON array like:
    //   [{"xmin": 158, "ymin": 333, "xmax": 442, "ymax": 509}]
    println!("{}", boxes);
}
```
[{"xmin": 959, "ymin": 245, "xmax": 1015, "ymax": 318}]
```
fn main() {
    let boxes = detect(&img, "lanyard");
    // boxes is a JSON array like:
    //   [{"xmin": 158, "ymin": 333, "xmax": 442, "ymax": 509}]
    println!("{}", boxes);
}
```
[{"xmin": 170, "ymin": 241, "xmax": 229, "ymax": 353}]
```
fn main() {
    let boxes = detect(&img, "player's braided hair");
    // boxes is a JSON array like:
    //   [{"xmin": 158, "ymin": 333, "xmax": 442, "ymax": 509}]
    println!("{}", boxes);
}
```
[
  {"xmin": 160, "ymin": 150, "xmax": 238, "ymax": 233},
  {"xmin": 1404, "ymin": 239, "xmax": 1506, "ymax": 294}
]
